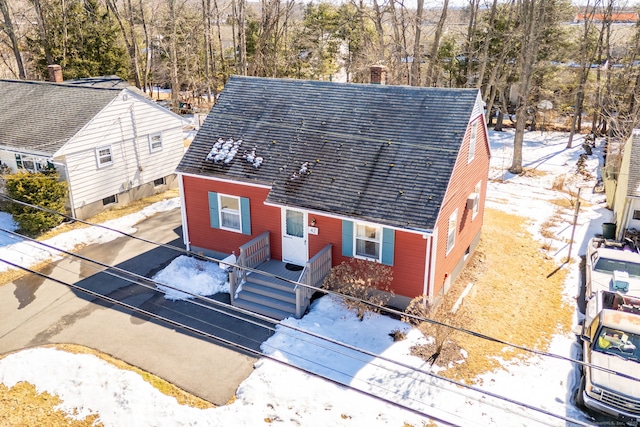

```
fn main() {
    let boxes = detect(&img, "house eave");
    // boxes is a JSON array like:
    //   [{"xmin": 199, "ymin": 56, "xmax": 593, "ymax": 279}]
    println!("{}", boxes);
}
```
[
  {"xmin": 263, "ymin": 200, "xmax": 433, "ymax": 236},
  {"xmin": 177, "ymin": 171, "xmax": 273, "ymax": 189}
]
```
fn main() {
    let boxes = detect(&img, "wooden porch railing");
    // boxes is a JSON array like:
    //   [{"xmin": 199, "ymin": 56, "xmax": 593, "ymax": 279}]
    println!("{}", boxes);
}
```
[
  {"xmin": 296, "ymin": 244, "xmax": 332, "ymax": 318},
  {"xmin": 230, "ymin": 231, "xmax": 270, "ymax": 303}
]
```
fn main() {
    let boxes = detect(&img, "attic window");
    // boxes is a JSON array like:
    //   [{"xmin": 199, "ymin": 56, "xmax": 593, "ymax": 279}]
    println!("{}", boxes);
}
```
[
  {"xmin": 149, "ymin": 132, "xmax": 163, "ymax": 152},
  {"xmin": 96, "ymin": 146, "xmax": 113, "ymax": 168},
  {"xmin": 468, "ymin": 121, "xmax": 478, "ymax": 163}
]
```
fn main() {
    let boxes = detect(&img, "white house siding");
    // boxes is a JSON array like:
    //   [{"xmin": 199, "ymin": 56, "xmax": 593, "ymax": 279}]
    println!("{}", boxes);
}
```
[
  {"xmin": 55, "ymin": 89, "xmax": 184, "ymax": 216},
  {"xmin": 626, "ymin": 198, "xmax": 640, "ymax": 231}
]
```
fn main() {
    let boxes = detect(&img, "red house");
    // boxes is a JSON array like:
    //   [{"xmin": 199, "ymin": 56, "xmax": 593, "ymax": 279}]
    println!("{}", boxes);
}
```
[{"xmin": 176, "ymin": 74, "xmax": 490, "ymax": 319}]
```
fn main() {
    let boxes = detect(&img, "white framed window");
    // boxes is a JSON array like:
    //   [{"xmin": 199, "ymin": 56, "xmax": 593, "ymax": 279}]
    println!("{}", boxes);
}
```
[
  {"xmin": 468, "ymin": 121, "xmax": 478, "ymax": 163},
  {"xmin": 148, "ymin": 132, "xmax": 163, "ymax": 152},
  {"xmin": 15, "ymin": 154, "xmax": 52, "ymax": 172},
  {"xmin": 633, "ymin": 210, "xmax": 640, "ymax": 221},
  {"xmin": 219, "ymin": 194, "xmax": 241, "ymax": 231},
  {"xmin": 447, "ymin": 209, "xmax": 458, "ymax": 255},
  {"xmin": 96, "ymin": 146, "xmax": 113, "ymax": 168},
  {"xmin": 354, "ymin": 222, "xmax": 382, "ymax": 262}
]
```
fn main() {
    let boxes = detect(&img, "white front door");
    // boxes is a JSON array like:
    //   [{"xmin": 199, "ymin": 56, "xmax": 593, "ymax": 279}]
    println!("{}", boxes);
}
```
[{"xmin": 281, "ymin": 208, "xmax": 308, "ymax": 266}]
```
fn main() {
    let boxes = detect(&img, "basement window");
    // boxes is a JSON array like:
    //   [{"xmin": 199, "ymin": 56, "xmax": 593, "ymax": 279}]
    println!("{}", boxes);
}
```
[
  {"xmin": 153, "ymin": 177, "xmax": 166, "ymax": 186},
  {"xmin": 103, "ymin": 194, "xmax": 117, "ymax": 206},
  {"xmin": 634, "ymin": 210, "xmax": 640, "ymax": 220}
]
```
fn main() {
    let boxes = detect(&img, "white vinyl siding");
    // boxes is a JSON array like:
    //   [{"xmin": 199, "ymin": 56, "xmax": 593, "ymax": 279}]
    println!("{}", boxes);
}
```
[{"xmin": 57, "ymin": 90, "xmax": 184, "ymax": 210}]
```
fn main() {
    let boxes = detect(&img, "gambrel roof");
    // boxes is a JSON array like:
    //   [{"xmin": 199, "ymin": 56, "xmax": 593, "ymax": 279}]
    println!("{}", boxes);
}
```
[
  {"xmin": 0, "ymin": 79, "xmax": 122, "ymax": 155},
  {"xmin": 177, "ymin": 75, "xmax": 482, "ymax": 230}
]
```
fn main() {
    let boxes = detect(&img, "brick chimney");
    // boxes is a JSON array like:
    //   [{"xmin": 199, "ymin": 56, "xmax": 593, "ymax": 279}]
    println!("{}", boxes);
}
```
[
  {"xmin": 370, "ymin": 65, "xmax": 387, "ymax": 85},
  {"xmin": 47, "ymin": 65, "xmax": 63, "ymax": 83}
]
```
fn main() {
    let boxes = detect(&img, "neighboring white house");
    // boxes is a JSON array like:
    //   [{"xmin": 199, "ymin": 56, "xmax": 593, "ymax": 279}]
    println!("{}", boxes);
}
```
[
  {"xmin": 0, "ymin": 75, "xmax": 186, "ymax": 219},
  {"xmin": 611, "ymin": 130, "xmax": 640, "ymax": 239}
]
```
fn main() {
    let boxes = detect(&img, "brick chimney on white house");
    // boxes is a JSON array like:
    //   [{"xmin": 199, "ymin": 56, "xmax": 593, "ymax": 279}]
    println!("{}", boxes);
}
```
[
  {"xmin": 370, "ymin": 65, "xmax": 387, "ymax": 85},
  {"xmin": 47, "ymin": 65, "xmax": 63, "ymax": 83}
]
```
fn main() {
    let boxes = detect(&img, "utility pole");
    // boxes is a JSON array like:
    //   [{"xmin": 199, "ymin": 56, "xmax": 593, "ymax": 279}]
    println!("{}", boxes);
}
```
[{"xmin": 566, "ymin": 186, "xmax": 582, "ymax": 263}]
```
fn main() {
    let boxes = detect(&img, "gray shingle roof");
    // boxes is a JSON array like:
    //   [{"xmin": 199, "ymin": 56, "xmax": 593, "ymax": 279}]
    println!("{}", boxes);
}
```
[
  {"xmin": 628, "ymin": 133, "xmax": 640, "ymax": 198},
  {"xmin": 177, "ymin": 75, "xmax": 480, "ymax": 230},
  {"xmin": 0, "ymin": 79, "xmax": 121, "ymax": 155}
]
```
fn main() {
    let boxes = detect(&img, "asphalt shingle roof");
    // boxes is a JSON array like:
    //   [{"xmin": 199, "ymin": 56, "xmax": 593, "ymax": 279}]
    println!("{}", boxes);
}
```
[
  {"xmin": 177, "ymin": 75, "xmax": 480, "ymax": 230},
  {"xmin": 0, "ymin": 79, "xmax": 121, "ymax": 155}
]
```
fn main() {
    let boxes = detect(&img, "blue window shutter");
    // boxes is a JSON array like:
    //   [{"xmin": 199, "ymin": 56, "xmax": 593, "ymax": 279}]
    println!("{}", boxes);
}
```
[
  {"xmin": 381, "ymin": 228, "xmax": 395, "ymax": 266},
  {"xmin": 208, "ymin": 192, "xmax": 219, "ymax": 229},
  {"xmin": 342, "ymin": 220, "xmax": 353, "ymax": 257},
  {"xmin": 240, "ymin": 197, "xmax": 251, "ymax": 235}
]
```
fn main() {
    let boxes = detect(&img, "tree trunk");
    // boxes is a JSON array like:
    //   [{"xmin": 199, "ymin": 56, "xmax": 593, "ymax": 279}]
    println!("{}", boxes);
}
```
[
  {"xmin": 31, "ymin": 0, "xmax": 53, "ymax": 66},
  {"xmin": 168, "ymin": 0, "xmax": 180, "ymax": 110},
  {"xmin": 425, "ymin": 0, "xmax": 449, "ymax": 87},
  {"xmin": 105, "ymin": 0, "xmax": 142, "ymax": 88},
  {"xmin": 510, "ymin": 0, "xmax": 544, "ymax": 174},
  {"xmin": 476, "ymin": 0, "xmax": 499, "ymax": 91},
  {"xmin": 138, "ymin": 0, "xmax": 152, "ymax": 92},
  {"xmin": 0, "ymin": 0, "xmax": 26, "ymax": 79},
  {"xmin": 567, "ymin": 0, "xmax": 598, "ymax": 148},
  {"xmin": 410, "ymin": 0, "xmax": 424, "ymax": 86},
  {"xmin": 388, "ymin": 0, "xmax": 404, "ymax": 84}
]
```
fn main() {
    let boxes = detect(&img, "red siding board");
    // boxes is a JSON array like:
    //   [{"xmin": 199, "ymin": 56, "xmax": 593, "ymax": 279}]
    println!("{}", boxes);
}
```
[
  {"xmin": 181, "ymin": 113, "xmax": 490, "ymax": 302},
  {"xmin": 432, "ymin": 117, "xmax": 490, "ymax": 296},
  {"xmin": 182, "ymin": 175, "xmax": 283, "ymax": 258}
]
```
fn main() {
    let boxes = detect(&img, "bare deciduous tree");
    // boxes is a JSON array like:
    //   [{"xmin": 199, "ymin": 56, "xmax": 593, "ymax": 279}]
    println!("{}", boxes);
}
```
[{"xmin": 0, "ymin": 0, "xmax": 26, "ymax": 78}]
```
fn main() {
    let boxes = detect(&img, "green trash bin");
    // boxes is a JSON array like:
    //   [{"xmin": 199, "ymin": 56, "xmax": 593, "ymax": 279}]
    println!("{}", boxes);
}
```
[{"xmin": 602, "ymin": 222, "xmax": 616, "ymax": 240}]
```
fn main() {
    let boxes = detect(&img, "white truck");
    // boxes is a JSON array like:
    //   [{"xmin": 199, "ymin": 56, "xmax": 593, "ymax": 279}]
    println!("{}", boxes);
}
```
[
  {"xmin": 576, "ymin": 290, "xmax": 640, "ymax": 423},
  {"xmin": 586, "ymin": 237, "xmax": 640, "ymax": 297}
]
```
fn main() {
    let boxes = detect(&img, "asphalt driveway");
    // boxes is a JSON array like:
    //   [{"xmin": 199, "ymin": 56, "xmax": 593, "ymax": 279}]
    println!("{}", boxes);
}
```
[{"xmin": 0, "ymin": 208, "xmax": 275, "ymax": 405}]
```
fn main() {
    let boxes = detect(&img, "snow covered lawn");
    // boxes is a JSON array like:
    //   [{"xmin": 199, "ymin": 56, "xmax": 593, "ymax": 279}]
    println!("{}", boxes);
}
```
[{"xmin": 0, "ymin": 128, "xmax": 612, "ymax": 426}]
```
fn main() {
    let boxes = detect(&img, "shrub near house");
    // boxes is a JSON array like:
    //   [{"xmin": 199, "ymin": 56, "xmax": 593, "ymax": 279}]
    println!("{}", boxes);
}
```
[{"xmin": 4, "ymin": 171, "xmax": 68, "ymax": 236}]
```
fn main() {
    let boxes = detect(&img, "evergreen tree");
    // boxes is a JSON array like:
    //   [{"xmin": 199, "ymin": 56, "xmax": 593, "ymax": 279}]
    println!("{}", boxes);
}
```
[
  {"xmin": 5, "ymin": 171, "xmax": 68, "ymax": 236},
  {"xmin": 28, "ymin": 0, "xmax": 129, "ymax": 80}
]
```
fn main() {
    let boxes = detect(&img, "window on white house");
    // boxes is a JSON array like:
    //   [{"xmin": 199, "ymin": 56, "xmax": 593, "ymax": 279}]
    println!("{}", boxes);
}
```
[
  {"xmin": 153, "ymin": 177, "xmax": 166, "ymax": 186},
  {"xmin": 355, "ymin": 222, "xmax": 381, "ymax": 261},
  {"xmin": 468, "ymin": 121, "xmax": 478, "ymax": 163},
  {"xmin": 15, "ymin": 154, "xmax": 52, "ymax": 172},
  {"xmin": 447, "ymin": 209, "xmax": 458, "ymax": 254},
  {"xmin": 103, "ymin": 194, "xmax": 117, "ymax": 206},
  {"xmin": 634, "ymin": 210, "xmax": 640, "ymax": 220},
  {"xmin": 219, "ymin": 194, "xmax": 241, "ymax": 231},
  {"xmin": 96, "ymin": 147, "xmax": 113, "ymax": 168},
  {"xmin": 149, "ymin": 132, "xmax": 163, "ymax": 152}
]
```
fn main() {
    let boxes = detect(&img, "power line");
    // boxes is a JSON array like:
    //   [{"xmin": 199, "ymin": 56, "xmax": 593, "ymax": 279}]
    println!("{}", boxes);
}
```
[
  {"xmin": 0, "ymin": 256, "xmax": 465, "ymax": 427},
  {"xmin": 0, "ymin": 251, "xmax": 594, "ymax": 427},
  {"xmin": 1, "ymin": 194, "xmax": 638, "ymax": 383},
  {"xmin": 0, "ymin": 228, "xmax": 596, "ymax": 426}
]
